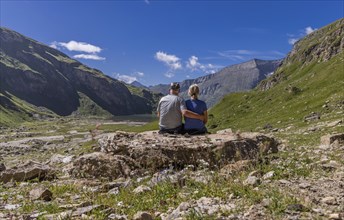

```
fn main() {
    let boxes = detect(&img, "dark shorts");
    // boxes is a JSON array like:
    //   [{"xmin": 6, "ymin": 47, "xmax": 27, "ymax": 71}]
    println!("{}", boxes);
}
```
[
  {"xmin": 159, "ymin": 125, "xmax": 208, "ymax": 135},
  {"xmin": 159, "ymin": 125, "xmax": 184, "ymax": 134},
  {"xmin": 184, "ymin": 127, "xmax": 208, "ymax": 135}
]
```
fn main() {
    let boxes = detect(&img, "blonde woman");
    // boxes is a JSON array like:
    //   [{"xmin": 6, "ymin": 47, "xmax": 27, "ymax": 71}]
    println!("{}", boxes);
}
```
[{"xmin": 184, "ymin": 84, "xmax": 208, "ymax": 135}]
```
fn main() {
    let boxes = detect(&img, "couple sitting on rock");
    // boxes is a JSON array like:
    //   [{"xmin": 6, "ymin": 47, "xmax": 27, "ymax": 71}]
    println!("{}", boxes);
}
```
[{"xmin": 157, "ymin": 82, "xmax": 208, "ymax": 135}]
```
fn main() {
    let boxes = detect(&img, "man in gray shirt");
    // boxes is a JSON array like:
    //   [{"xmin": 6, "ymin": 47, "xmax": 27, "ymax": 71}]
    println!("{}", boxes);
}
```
[{"xmin": 157, "ymin": 82, "xmax": 204, "ymax": 134}]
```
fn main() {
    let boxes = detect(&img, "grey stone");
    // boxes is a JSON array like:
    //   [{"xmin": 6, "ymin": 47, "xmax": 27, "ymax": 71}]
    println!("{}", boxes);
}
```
[
  {"xmin": 321, "ymin": 133, "xmax": 344, "ymax": 147},
  {"xmin": 108, "ymin": 213, "xmax": 128, "ymax": 220},
  {"xmin": 29, "ymin": 187, "xmax": 53, "ymax": 201},
  {"xmin": 262, "ymin": 171, "xmax": 275, "ymax": 180},
  {"xmin": 0, "ymin": 161, "xmax": 54, "ymax": 183},
  {"xmin": 133, "ymin": 185, "xmax": 151, "ymax": 194},
  {"xmin": 0, "ymin": 163, "xmax": 5, "ymax": 172},
  {"xmin": 133, "ymin": 211, "xmax": 153, "ymax": 220},
  {"xmin": 243, "ymin": 176, "xmax": 261, "ymax": 186}
]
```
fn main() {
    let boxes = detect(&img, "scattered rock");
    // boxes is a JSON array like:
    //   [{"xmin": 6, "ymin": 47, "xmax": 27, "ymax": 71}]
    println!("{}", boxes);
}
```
[
  {"xmin": 0, "ymin": 161, "xmax": 54, "ymax": 183},
  {"xmin": 133, "ymin": 211, "xmax": 153, "ymax": 220},
  {"xmin": 327, "ymin": 120, "xmax": 342, "ymax": 127},
  {"xmin": 286, "ymin": 203, "xmax": 308, "ymax": 212},
  {"xmin": 328, "ymin": 213, "xmax": 343, "ymax": 219},
  {"xmin": 3, "ymin": 204, "xmax": 21, "ymax": 210},
  {"xmin": 304, "ymin": 112, "xmax": 320, "ymax": 122},
  {"xmin": 216, "ymin": 128, "xmax": 233, "ymax": 134},
  {"xmin": 108, "ymin": 213, "xmax": 128, "ymax": 220},
  {"xmin": 164, "ymin": 197, "xmax": 235, "ymax": 219},
  {"xmin": 49, "ymin": 154, "xmax": 74, "ymax": 164},
  {"xmin": 262, "ymin": 171, "xmax": 275, "ymax": 180},
  {"xmin": 322, "ymin": 160, "xmax": 341, "ymax": 171},
  {"xmin": 321, "ymin": 196, "xmax": 337, "ymax": 205},
  {"xmin": 133, "ymin": 185, "xmax": 151, "ymax": 194},
  {"xmin": 0, "ymin": 163, "xmax": 5, "ymax": 172},
  {"xmin": 44, "ymin": 205, "xmax": 102, "ymax": 219},
  {"xmin": 243, "ymin": 176, "xmax": 261, "ymax": 186},
  {"xmin": 320, "ymin": 133, "xmax": 344, "ymax": 147},
  {"xmin": 29, "ymin": 187, "xmax": 53, "ymax": 201}
]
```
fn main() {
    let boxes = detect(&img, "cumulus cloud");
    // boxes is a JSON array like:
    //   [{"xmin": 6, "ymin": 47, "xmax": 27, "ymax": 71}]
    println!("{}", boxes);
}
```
[
  {"xmin": 305, "ymin": 26, "xmax": 317, "ymax": 35},
  {"xmin": 114, "ymin": 73, "xmax": 137, "ymax": 84},
  {"xmin": 288, "ymin": 38, "xmax": 299, "ymax": 45},
  {"xmin": 50, "ymin": 40, "xmax": 105, "ymax": 61},
  {"xmin": 58, "ymin": 41, "xmax": 102, "ymax": 53},
  {"xmin": 186, "ymin": 55, "xmax": 200, "ymax": 70},
  {"xmin": 49, "ymin": 41, "xmax": 58, "ymax": 49},
  {"xmin": 73, "ymin": 54, "xmax": 105, "ymax": 60},
  {"xmin": 164, "ymin": 72, "xmax": 175, "ymax": 78},
  {"xmin": 288, "ymin": 26, "xmax": 317, "ymax": 45},
  {"xmin": 155, "ymin": 51, "xmax": 182, "ymax": 70},
  {"xmin": 186, "ymin": 55, "xmax": 221, "ymax": 74}
]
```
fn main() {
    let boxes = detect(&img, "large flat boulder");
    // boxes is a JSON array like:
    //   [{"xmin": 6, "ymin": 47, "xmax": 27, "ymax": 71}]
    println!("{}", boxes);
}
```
[{"xmin": 70, "ymin": 130, "xmax": 278, "ymax": 179}]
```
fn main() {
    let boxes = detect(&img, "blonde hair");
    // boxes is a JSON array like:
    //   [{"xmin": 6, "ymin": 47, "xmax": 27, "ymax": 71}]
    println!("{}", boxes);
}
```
[{"xmin": 188, "ymin": 84, "xmax": 200, "ymax": 99}]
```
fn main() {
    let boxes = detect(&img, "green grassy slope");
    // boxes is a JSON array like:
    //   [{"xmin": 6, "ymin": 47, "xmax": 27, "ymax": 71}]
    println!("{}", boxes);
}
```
[
  {"xmin": 208, "ymin": 18, "xmax": 344, "ymax": 132},
  {"xmin": 0, "ymin": 92, "xmax": 57, "ymax": 127}
]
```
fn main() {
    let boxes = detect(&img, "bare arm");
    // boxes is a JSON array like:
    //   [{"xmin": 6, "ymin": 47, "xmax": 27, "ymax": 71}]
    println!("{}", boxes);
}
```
[
  {"xmin": 157, "ymin": 111, "xmax": 160, "ymax": 117},
  {"xmin": 182, "ymin": 109, "xmax": 204, "ymax": 121},
  {"xmin": 203, "ymin": 110, "xmax": 208, "ymax": 124}
]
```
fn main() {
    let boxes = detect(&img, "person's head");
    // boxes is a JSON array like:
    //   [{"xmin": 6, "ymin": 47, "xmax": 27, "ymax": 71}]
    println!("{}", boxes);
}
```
[
  {"xmin": 169, "ymin": 82, "xmax": 180, "ymax": 95},
  {"xmin": 188, "ymin": 84, "xmax": 200, "ymax": 99}
]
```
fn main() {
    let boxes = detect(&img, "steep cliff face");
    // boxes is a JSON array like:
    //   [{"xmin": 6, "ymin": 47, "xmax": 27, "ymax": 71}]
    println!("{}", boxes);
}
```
[
  {"xmin": 0, "ymin": 27, "xmax": 158, "ymax": 119},
  {"xmin": 149, "ymin": 59, "xmax": 281, "ymax": 107},
  {"xmin": 258, "ymin": 18, "xmax": 344, "ymax": 91}
]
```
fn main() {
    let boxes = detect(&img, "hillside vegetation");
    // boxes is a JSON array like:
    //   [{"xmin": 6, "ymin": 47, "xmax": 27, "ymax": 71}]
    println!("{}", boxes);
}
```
[{"xmin": 208, "ymin": 18, "xmax": 344, "ymax": 132}]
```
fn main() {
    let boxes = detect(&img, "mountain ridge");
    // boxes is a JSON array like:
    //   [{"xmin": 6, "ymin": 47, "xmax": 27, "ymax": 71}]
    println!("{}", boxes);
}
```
[
  {"xmin": 0, "ymin": 27, "xmax": 161, "ymax": 126},
  {"xmin": 149, "ymin": 58, "xmax": 282, "ymax": 107}
]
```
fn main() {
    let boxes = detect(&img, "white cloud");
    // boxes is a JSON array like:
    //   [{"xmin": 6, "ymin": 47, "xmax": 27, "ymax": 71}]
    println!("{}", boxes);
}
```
[
  {"xmin": 186, "ymin": 55, "xmax": 221, "ymax": 74},
  {"xmin": 164, "ymin": 72, "xmax": 175, "ymax": 78},
  {"xmin": 49, "ymin": 41, "xmax": 58, "ymax": 49},
  {"xmin": 58, "ymin": 41, "xmax": 102, "ymax": 53},
  {"xmin": 155, "ymin": 51, "xmax": 182, "ymax": 70},
  {"xmin": 50, "ymin": 40, "xmax": 105, "ymax": 61},
  {"xmin": 186, "ymin": 55, "xmax": 200, "ymax": 71},
  {"xmin": 114, "ymin": 73, "xmax": 137, "ymax": 84},
  {"xmin": 136, "ymin": 71, "xmax": 144, "ymax": 76},
  {"xmin": 305, "ymin": 26, "xmax": 317, "ymax": 35},
  {"xmin": 287, "ymin": 26, "xmax": 317, "ymax": 45},
  {"xmin": 73, "ymin": 54, "xmax": 105, "ymax": 60},
  {"xmin": 217, "ymin": 51, "xmax": 245, "ymax": 61},
  {"xmin": 288, "ymin": 38, "xmax": 298, "ymax": 45},
  {"xmin": 144, "ymin": 0, "xmax": 150, "ymax": 4}
]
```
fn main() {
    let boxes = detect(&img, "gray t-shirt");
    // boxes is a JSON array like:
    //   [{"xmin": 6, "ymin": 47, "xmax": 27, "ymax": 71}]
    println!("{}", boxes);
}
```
[{"xmin": 157, "ymin": 94, "xmax": 186, "ymax": 129}]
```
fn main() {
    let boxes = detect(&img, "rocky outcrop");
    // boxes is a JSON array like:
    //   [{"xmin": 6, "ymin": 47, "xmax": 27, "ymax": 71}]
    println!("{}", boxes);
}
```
[
  {"xmin": 69, "ymin": 130, "xmax": 279, "ymax": 180},
  {"xmin": 0, "ymin": 27, "xmax": 159, "ymax": 117},
  {"xmin": 259, "ymin": 18, "xmax": 344, "ymax": 91}
]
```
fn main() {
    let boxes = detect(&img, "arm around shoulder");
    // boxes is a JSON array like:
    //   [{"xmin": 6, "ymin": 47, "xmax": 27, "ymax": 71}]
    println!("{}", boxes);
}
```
[{"xmin": 182, "ymin": 109, "xmax": 204, "ymax": 121}]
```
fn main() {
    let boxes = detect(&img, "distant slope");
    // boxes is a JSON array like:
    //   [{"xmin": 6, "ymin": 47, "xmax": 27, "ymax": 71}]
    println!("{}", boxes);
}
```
[
  {"xmin": 0, "ymin": 27, "xmax": 160, "ymax": 126},
  {"xmin": 208, "ymin": 18, "xmax": 344, "ymax": 131},
  {"xmin": 149, "ymin": 59, "xmax": 282, "ymax": 107},
  {"xmin": 130, "ymin": 80, "xmax": 148, "ymax": 89}
]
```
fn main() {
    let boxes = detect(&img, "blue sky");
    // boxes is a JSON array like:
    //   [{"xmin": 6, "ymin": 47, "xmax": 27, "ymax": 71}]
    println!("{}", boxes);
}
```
[{"xmin": 1, "ymin": 0, "xmax": 343, "ymax": 86}]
